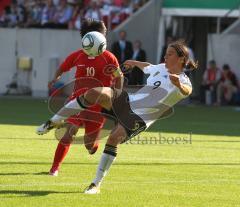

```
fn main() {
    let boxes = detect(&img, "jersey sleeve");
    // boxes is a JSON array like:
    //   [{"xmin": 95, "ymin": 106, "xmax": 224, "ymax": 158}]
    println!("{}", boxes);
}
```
[
  {"xmin": 177, "ymin": 75, "xmax": 192, "ymax": 98},
  {"xmin": 142, "ymin": 64, "xmax": 154, "ymax": 74},
  {"xmin": 106, "ymin": 52, "xmax": 121, "ymax": 77},
  {"xmin": 60, "ymin": 51, "xmax": 79, "ymax": 72},
  {"xmin": 181, "ymin": 75, "xmax": 192, "ymax": 88},
  {"xmin": 143, "ymin": 64, "xmax": 166, "ymax": 74}
]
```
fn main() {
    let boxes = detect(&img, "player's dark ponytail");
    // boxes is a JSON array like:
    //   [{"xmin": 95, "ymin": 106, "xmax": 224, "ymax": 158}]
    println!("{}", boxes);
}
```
[{"xmin": 186, "ymin": 59, "xmax": 198, "ymax": 71}]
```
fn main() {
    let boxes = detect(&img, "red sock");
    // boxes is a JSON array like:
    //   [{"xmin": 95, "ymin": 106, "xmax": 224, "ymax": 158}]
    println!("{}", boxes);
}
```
[{"xmin": 50, "ymin": 142, "xmax": 70, "ymax": 172}]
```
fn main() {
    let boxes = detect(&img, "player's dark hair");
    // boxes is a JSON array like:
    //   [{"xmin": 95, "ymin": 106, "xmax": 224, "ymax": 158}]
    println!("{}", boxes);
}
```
[
  {"xmin": 169, "ymin": 40, "xmax": 198, "ymax": 71},
  {"xmin": 80, "ymin": 19, "xmax": 107, "ymax": 38}
]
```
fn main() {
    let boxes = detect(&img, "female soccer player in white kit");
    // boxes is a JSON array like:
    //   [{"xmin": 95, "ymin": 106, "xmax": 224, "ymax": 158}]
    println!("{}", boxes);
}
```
[{"xmin": 37, "ymin": 40, "xmax": 198, "ymax": 194}]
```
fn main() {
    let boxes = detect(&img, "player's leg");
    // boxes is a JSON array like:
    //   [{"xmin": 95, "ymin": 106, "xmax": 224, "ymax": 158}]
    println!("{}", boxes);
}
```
[
  {"xmin": 84, "ymin": 126, "xmax": 101, "ymax": 155},
  {"xmin": 51, "ymin": 87, "xmax": 114, "ymax": 122},
  {"xmin": 49, "ymin": 123, "xmax": 79, "ymax": 176},
  {"xmin": 36, "ymin": 87, "xmax": 115, "ymax": 134},
  {"xmin": 84, "ymin": 89, "xmax": 147, "ymax": 194},
  {"xmin": 84, "ymin": 123, "xmax": 103, "ymax": 155},
  {"xmin": 84, "ymin": 123, "xmax": 126, "ymax": 194},
  {"xmin": 83, "ymin": 87, "xmax": 115, "ymax": 110},
  {"xmin": 82, "ymin": 110, "xmax": 106, "ymax": 154}
]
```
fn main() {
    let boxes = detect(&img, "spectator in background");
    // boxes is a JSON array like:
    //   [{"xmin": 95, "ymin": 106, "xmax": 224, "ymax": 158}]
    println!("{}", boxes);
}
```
[
  {"xmin": 53, "ymin": 0, "xmax": 73, "ymax": 29},
  {"xmin": 110, "ymin": 0, "xmax": 133, "ymax": 29},
  {"xmin": 110, "ymin": 9, "xmax": 121, "ymax": 29},
  {"xmin": 0, "ymin": 0, "xmax": 149, "ymax": 29},
  {"xmin": 120, "ymin": 0, "xmax": 132, "ymax": 18},
  {"xmin": 84, "ymin": 1, "xmax": 102, "ymax": 21},
  {"xmin": 41, "ymin": 0, "xmax": 56, "ymax": 27},
  {"xmin": 129, "ymin": 40, "xmax": 146, "ymax": 85},
  {"xmin": 83, "ymin": 0, "xmax": 91, "ymax": 5},
  {"xmin": 68, "ymin": 4, "xmax": 84, "ymax": 30},
  {"xmin": 111, "ymin": 30, "xmax": 133, "ymax": 84},
  {"xmin": 53, "ymin": 0, "xmax": 60, "ymax": 6},
  {"xmin": 2, "ymin": 0, "xmax": 26, "ymax": 28},
  {"xmin": 132, "ymin": 1, "xmax": 140, "ymax": 12},
  {"xmin": 113, "ymin": 0, "xmax": 123, "ymax": 7},
  {"xmin": 160, "ymin": 36, "xmax": 174, "ymax": 63},
  {"xmin": 0, "ymin": 0, "xmax": 11, "ymax": 13},
  {"xmin": 16, "ymin": 0, "xmax": 27, "ymax": 27},
  {"xmin": 111, "ymin": 30, "xmax": 133, "ymax": 64},
  {"xmin": 16, "ymin": 0, "xmax": 24, "ymax": 5},
  {"xmin": 200, "ymin": 60, "xmax": 221, "ymax": 105},
  {"xmin": 216, "ymin": 64, "xmax": 239, "ymax": 105},
  {"xmin": 25, "ymin": 0, "xmax": 43, "ymax": 28},
  {"xmin": 0, "ymin": 9, "xmax": 8, "ymax": 27},
  {"xmin": 7, "ymin": 3, "xmax": 18, "ymax": 27},
  {"xmin": 100, "ymin": 0, "xmax": 113, "ymax": 27}
]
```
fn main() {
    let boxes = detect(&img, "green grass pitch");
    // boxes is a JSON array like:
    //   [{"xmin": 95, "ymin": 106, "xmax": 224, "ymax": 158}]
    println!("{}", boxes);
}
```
[{"xmin": 0, "ymin": 97, "xmax": 240, "ymax": 207}]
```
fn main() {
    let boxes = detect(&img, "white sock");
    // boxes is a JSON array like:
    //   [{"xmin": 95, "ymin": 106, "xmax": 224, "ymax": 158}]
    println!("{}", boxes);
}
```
[
  {"xmin": 50, "ymin": 98, "xmax": 84, "ymax": 124},
  {"xmin": 50, "ymin": 114, "xmax": 66, "ymax": 123},
  {"xmin": 93, "ymin": 152, "xmax": 116, "ymax": 186}
]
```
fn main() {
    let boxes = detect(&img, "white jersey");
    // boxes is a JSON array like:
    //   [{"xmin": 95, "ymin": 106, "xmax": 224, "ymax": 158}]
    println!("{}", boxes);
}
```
[{"xmin": 128, "ymin": 63, "xmax": 192, "ymax": 128}]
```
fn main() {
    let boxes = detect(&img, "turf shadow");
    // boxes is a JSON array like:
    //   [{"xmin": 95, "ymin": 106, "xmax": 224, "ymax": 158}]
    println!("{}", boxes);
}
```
[
  {"xmin": 0, "ymin": 172, "xmax": 49, "ymax": 176},
  {"xmin": 0, "ymin": 190, "xmax": 79, "ymax": 197}
]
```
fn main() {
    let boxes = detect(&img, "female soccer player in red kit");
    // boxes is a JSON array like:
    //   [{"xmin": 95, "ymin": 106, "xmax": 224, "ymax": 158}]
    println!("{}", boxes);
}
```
[{"xmin": 46, "ymin": 19, "xmax": 123, "ymax": 176}]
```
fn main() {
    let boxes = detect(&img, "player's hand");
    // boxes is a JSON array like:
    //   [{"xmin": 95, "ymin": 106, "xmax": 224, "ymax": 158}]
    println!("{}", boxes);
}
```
[
  {"xmin": 123, "ymin": 60, "xmax": 135, "ymax": 70},
  {"xmin": 169, "ymin": 74, "xmax": 181, "ymax": 88},
  {"xmin": 48, "ymin": 79, "xmax": 57, "ymax": 89}
]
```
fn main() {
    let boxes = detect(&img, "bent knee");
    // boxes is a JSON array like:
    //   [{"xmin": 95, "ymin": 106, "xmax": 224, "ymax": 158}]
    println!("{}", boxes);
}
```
[
  {"xmin": 85, "ymin": 87, "xmax": 113, "ymax": 100},
  {"xmin": 84, "ymin": 87, "xmax": 113, "ymax": 109}
]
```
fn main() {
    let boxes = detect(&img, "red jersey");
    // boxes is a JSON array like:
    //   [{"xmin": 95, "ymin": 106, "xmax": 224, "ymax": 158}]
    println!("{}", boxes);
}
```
[{"xmin": 60, "ymin": 49, "xmax": 119, "ymax": 99}]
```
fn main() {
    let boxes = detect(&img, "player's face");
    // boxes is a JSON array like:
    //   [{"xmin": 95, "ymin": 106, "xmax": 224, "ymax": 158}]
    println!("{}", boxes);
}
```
[{"xmin": 165, "ymin": 47, "xmax": 183, "ymax": 71}]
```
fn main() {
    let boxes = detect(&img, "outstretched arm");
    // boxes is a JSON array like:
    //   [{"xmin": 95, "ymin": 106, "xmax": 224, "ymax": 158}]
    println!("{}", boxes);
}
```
[{"xmin": 123, "ymin": 60, "xmax": 152, "ymax": 71}]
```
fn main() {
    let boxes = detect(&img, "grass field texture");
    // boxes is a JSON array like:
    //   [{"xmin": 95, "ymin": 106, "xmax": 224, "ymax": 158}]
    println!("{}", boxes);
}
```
[{"xmin": 0, "ymin": 97, "xmax": 240, "ymax": 207}]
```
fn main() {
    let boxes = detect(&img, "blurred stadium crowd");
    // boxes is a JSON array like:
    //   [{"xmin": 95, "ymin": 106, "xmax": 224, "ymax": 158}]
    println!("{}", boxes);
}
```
[
  {"xmin": 0, "ymin": 0, "xmax": 149, "ymax": 30},
  {"xmin": 1, "ymin": 0, "xmax": 240, "ymax": 106}
]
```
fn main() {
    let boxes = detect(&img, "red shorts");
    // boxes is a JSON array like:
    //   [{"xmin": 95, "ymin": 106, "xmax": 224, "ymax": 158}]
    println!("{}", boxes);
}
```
[{"xmin": 66, "ymin": 109, "xmax": 105, "ymax": 135}]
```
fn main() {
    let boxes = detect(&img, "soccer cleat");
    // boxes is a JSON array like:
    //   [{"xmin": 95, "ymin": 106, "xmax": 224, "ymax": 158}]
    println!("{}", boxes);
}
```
[
  {"xmin": 49, "ymin": 165, "xmax": 59, "ymax": 176},
  {"xmin": 36, "ymin": 120, "xmax": 55, "ymax": 135},
  {"xmin": 88, "ymin": 144, "xmax": 99, "ymax": 155},
  {"xmin": 49, "ymin": 169, "xmax": 59, "ymax": 176},
  {"xmin": 84, "ymin": 183, "xmax": 100, "ymax": 194}
]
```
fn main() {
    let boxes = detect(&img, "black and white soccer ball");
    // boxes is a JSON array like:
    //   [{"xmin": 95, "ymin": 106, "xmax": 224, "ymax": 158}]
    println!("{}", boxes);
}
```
[{"xmin": 82, "ymin": 31, "xmax": 107, "ymax": 57}]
